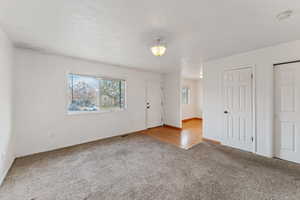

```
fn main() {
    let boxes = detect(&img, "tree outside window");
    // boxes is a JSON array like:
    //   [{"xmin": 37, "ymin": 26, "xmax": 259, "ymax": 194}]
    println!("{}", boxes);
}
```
[{"xmin": 68, "ymin": 74, "xmax": 125, "ymax": 113}]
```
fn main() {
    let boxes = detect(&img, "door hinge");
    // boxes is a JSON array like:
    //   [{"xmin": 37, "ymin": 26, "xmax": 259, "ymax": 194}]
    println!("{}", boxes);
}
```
[
  {"xmin": 251, "ymin": 136, "xmax": 254, "ymax": 142},
  {"xmin": 251, "ymin": 73, "xmax": 253, "ymax": 79}
]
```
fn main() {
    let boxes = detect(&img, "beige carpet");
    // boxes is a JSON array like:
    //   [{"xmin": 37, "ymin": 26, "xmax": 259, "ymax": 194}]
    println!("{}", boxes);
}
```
[{"xmin": 1, "ymin": 133, "xmax": 300, "ymax": 200}]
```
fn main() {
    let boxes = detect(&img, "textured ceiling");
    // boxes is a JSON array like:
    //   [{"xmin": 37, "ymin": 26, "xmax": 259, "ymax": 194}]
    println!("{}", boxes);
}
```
[{"xmin": 0, "ymin": 0, "xmax": 300, "ymax": 76}]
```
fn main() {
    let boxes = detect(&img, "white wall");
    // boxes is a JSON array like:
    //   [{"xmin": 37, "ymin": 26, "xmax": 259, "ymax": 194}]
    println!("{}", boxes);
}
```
[
  {"xmin": 196, "ymin": 79, "xmax": 203, "ymax": 118},
  {"xmin": 203, "ymin": 39, "xmax": 300, "ymax": 158},
  {"xmin": 0, "ymin": 29, "xmax": 14, "ymax": 185},
  {"xmin": 14, "ymin": 48, "xmax": 162, "ymax": 157},
  {"xmin": 181, "ymin": 79, "xmax": 202, "ymax": 120},
  {"xmin": 163, "ymin": 71, "xmax": 182, "ymax": 128}
]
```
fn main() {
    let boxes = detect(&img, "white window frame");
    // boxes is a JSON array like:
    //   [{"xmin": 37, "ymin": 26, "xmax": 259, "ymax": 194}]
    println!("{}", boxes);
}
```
[{"xmin": 66, "ymin": 73, "xmax": 127, "ymax": 115}]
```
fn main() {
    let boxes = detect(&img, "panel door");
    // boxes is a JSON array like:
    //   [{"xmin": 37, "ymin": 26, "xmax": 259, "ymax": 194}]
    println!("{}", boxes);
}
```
[
  {"xmin": 146, "ymin": 81, "xmax": 163, "ymax": 128},
  {"xmin": 275, "ymin": 63, "xmax": 300, "ymax": 163},
  {"xmin": 223, "ymin": 67, "xmax": 253, "ymax": 152}
]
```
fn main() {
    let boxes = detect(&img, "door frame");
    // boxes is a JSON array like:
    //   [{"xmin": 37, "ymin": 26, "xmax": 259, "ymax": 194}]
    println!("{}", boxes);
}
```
[
  {"xmin": 273, "ymin": 60, "xmax": 300, "ymax": 160},
  {"xmin": 145, "ymin": 80, "xmax": 150, "ymax": 129},
  {"xmin": 222, "ymin": 65, "xmax": 256, "ymax": 153}
]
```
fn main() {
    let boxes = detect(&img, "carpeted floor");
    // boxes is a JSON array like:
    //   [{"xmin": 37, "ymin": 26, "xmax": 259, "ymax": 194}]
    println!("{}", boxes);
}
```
[{"xmin": 1, "ymin": 133, "xmax": 300, "ymax": 200}]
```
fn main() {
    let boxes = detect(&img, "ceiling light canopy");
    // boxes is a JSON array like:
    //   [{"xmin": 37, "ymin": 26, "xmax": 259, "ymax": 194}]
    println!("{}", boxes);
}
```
[{"xmin": 151, "ymin": 38, "xmax": 166, "ymax": 56}]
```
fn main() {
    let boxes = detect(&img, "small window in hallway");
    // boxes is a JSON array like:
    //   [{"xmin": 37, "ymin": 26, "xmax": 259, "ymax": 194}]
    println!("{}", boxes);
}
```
[{"xmin": 182, "ymin": 87, "xmax": 190, "ymax": 104}]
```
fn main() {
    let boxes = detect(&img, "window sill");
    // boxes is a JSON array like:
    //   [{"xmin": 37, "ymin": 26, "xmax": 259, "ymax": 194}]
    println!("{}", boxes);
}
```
[{"xmin": 67, "ymin": 108, "xmax": 126, "ymax": 116}]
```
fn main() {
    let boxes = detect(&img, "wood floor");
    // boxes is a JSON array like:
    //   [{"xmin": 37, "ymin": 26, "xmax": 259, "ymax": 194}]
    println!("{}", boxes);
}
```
[{"xmin": 143, "ymin": 118, "xmax": 202, "ymax": 149}]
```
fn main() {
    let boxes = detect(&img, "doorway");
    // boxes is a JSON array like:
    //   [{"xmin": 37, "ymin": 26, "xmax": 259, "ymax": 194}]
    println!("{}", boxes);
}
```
[
  {"xmin": 180, "ymin": 78, "xmax": 203, "ymax": 147},
  {"xmin": 274, "ymin": 62, "xmax": 300, "ymax": 163}
]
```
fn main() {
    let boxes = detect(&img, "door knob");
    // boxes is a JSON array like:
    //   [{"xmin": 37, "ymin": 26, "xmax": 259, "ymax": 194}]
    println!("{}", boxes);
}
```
[{"xmin": 224, "ymin": 110, "xmax": 229, "ymax": 114}]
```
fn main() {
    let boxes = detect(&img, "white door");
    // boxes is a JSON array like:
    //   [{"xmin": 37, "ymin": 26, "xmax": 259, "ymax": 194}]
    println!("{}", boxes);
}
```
[
  {"xmin": 146, "ymin": 81, "xmax": 163, "ymax": 128},
  {"xmin": 275, "ymin": 63, "xmax": 300, "ymax": 163},
  {"xmin": 223, "ymin": 67, "xmax": 253, "ymax": 152}
]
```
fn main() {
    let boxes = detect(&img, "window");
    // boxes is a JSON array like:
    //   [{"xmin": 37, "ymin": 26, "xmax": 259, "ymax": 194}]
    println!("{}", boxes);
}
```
[
  {"xmin": 68, "ymin": 74, "xmax": 126, "ymax": 113},
  {"xmin": 182, "ymin": 87, "xmax": 190, "ymax": 104},
  {"xmin": 99, "ymin": 78, "xmax": 126, "ymax": 111}
]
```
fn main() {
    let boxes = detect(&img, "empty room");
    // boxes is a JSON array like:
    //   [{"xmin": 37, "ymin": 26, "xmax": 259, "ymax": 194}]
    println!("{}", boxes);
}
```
[{"xmin": 1, "ymin": 0, "xmax": 300, "ymax": 199}]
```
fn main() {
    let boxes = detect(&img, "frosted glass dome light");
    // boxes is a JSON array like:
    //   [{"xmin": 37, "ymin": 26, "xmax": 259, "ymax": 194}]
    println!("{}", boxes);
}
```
[{"xmin": 151, "ymin": 38, "xmax": 166, "ymax": 56}]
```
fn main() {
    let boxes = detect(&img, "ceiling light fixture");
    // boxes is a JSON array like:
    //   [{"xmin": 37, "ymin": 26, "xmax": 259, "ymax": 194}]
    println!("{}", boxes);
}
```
[
  {"xmin": 277, "ymin": 10, "xmax": 293, "ymax": 21},
  {"xmin": 151, "ymin": 38, "xmax": 166, "ymax": 56}
]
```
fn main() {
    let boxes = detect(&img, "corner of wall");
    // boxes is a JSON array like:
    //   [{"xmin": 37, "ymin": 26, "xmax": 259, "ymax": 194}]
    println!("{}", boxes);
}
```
[
  {"xmin": 0, "ymin": 27, "xmax": 16, "ymax": 186},
  {"xmin": 162, "ymin": 70, "xmax": 182, "ymax": 128},
  {"xmin": 0, "ymin": 156, "xmax": 15, "ymax": 186}
]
